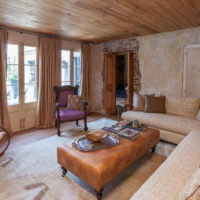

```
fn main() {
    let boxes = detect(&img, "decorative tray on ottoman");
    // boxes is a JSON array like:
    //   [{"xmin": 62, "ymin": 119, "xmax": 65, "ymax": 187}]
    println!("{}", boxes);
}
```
[{"xmin": 72, "ymin": 132, "xmax": 119, "ymax": 152}]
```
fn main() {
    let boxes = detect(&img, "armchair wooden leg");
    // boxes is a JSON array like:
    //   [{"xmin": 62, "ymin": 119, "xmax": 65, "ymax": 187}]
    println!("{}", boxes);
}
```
[
  {"xmin": 84, "ymin": 117, "xmax": 88, "ymax": 131},
  {"xmin": 57, "ymin": 118, "xmax": 61, "ymax": 136},
  {"xmin": 76, "ymin": 120, "xmax": 79, "ymax": 126},
  {"xmin": 57, "ymin": 128, "xmax": 61, "ymax": 136}
]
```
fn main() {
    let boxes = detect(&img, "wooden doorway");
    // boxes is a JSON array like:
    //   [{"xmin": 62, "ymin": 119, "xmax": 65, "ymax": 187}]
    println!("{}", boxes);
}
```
[{"xmin": 105, "ymin": 51, "xmax": 133, "ymax": 114}]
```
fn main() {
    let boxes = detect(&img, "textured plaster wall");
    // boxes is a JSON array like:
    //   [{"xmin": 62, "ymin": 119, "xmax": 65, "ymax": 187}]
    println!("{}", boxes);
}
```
[
  {"xmin": 137, "ymin": 27, "xmax": 200, "ymax": 96},
  {"xmin": 91, "ymin": 27, "xmax": 200, "ymax": 113}
]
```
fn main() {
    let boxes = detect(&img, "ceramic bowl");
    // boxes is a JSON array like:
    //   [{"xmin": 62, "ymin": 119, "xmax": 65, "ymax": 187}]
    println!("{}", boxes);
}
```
[{"xmin": 85, "ymin": 133, "xmax": 106, "ymax": 142}]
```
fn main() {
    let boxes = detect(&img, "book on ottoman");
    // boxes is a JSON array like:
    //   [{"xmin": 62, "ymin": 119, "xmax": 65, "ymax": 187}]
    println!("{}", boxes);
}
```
[
  {"xmin": 117, "ymin": 128, "xmax": 140, "ymax": 141},
  {"xmin": 102, "ymin": 120, "xmax": 131, "ymax": 133}
]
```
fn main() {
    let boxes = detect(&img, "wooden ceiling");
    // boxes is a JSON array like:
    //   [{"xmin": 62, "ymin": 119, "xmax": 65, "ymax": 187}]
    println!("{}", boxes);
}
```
[{"xmin": 0, "ymin": 0, "xmax": 200, "ymax": 43}]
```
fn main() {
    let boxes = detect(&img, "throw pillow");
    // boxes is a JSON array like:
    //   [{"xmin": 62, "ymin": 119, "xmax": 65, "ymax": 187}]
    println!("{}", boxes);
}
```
[
  {"xmin": 196, "ymin": 110, "xmax": 200, "ymax": 121},
  {"xmin": 179, "ymin": 168, "xmax": 200, "ymax": 200},
  {"xmin": 133, "ymin": 93, "xmax": 145, "ymax": 111},
  {"xmin": 67, "ymin": 95, "xmax": 83, "ymax": 110},
  {"xmin": 166, "ymin": 96, "xmax": 200, "ymax": 119},
  {"xmin": 144, "ymin": 95, "xmax": 166, "ymax": 113}
]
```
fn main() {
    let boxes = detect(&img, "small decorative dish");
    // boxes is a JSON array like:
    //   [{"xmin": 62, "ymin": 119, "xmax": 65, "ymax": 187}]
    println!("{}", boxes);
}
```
[
  {"xmin": 72, "ymin": 133, "xmax": 119, "ymax": 152},
  {"xmin": 85, "ymin": 132, "xmax": 106, "ymax": 142}
]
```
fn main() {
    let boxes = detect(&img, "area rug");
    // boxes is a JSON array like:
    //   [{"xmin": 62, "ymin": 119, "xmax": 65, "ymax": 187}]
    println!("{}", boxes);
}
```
[{"xmin": 0, "ymin": 118, "xmax": 170, "ymax": 200}]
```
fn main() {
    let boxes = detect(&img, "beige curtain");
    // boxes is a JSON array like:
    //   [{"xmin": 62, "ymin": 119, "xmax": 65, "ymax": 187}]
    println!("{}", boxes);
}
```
[
  {"xmin": 36, "ymin": 36, "xmax": 61, "ymax": 128},
  {"xmin": 81, "ymin": 43, "xmax": 91, "ymax": 110},
  {"xmin": 0, "ymin": 30, "xmax": 12, "ymax": 133}
]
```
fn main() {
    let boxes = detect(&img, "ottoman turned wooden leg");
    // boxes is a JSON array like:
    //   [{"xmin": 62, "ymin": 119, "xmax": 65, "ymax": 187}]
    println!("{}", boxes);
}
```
[
  {"xmin": 61, "ymin": 166, "xmax": 67, "ymax": 177},
  {"xmin": 95, "ymin": 188, "xmax": 103, "ymax": 200},
  {"xmin": 151, "ymin": 145, "xmax": 157, "ymax": 153}
]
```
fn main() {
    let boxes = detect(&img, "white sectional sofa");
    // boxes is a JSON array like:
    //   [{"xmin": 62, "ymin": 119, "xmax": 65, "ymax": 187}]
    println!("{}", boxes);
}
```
[
  {"xmin": 130, "ymin": 129, "xmax": 200, "ymax": 200},
  {"xmin": 122, "ymin": 111, "xmax": 200, "ymax": 144},
  {"xmin": 121, "ymin": 96, "xmax": 200, "ymax": 199},
  {"xmin": 122, "ymin": 96, "xmax": 200, "ymax": 144}
]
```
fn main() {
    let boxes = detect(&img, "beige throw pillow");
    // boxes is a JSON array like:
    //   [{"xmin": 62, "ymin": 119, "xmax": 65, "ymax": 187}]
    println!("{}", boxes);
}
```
[
  {"xmin": 144, "ymin": 95, "xmax": 166, "ymax": 113},
  {"xmin": 196, "ymin": 110, "xmax": 200, "ymax": 121},
  {"xmin": 166, "ymin": 96, "xmax": 200, "ymax": 119},
  {"xmin": 67, "ymin": 95, "xmax": 83, "ymax": 110},
  {"xmin": 179, "ymin": 168, "xmax": 200, "ymax": 200},
  {"xmin": 133, "ymin": 93, "xmax": 145, "ymax": 111}
]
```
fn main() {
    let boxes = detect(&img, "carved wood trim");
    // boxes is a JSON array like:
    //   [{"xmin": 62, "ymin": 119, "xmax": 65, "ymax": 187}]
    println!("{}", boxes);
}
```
[{"xmin": 53, "ymin": 85, "xmax": 79, "ymax": 102}]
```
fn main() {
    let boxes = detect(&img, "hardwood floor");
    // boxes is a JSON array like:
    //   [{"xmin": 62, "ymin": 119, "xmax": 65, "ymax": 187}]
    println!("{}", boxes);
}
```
[
  {"xmin": 7, "ymin": 114, "xmax": 117, "ymax": 152},
  {"xmin": 6, "ymin": 113, "xmax": 175, "ymax": 158}
]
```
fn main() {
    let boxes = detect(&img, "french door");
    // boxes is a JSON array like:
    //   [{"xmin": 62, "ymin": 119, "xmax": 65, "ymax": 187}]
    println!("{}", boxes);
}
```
[
  {"xmin": 105, "ymin": 52, "xmax": 133, "ymax": 114},
  {"xmin": 6, "ymin": 43, "xmax": 38, "ymax": 132},
  {"xmin": 105, "ymin": 53, "xmax": 116, "ymax": 114}
]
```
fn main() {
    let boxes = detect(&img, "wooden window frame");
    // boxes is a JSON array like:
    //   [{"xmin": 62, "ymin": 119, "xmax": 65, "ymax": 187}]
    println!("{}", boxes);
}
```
[{"xmin": 61, "ymin": 49, "xmax": 81, "ymax": 88}]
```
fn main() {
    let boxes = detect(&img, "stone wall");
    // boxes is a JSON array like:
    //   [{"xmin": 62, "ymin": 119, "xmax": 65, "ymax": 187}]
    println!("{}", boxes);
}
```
[
  {"xmin": 103, "ymin": 38, "xmax": 141, "ymax": 94},
  {"xmin": 137, "ymin": 27, "xmax": 200, "ymax": 96},
  {"xmin": 90, "ymin": 27, "xmax": 200, "ymax": 113}
]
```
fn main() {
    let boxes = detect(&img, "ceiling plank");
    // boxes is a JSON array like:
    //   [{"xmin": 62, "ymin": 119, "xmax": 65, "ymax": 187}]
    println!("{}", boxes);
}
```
[{"xmin": 0, "ymin": 0, "xmax": 200, "ymax": 42}]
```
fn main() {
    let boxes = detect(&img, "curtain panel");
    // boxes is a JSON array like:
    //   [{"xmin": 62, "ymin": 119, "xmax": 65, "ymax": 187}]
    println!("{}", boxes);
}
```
[
  {"xmin": 36, "ymin": 36, "xmax": 61, "ymax": 128},
  {"xmin": 0, "ymin": 30, "xmax": 12, "ymax": 133},
  {"xmin": 81, "ymin": 43, "xmax": 91, "ymax": 111}
]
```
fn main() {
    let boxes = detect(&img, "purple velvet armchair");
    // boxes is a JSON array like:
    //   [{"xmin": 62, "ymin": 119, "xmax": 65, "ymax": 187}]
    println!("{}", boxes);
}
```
[{"xmin": 54, "ymin": 85, "xmax": 88, "ymax": 136}]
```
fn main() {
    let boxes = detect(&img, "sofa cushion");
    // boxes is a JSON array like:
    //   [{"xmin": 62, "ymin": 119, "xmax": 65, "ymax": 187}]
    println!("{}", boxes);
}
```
[
  {"xmin": 133, "ymin": 93, "xmax": 145, "ymax": 111},
  {"xmin": 121, "ymin": 111, "xmax": 200, "ymax": 135},
  {"xmin": 144, "ymin": 95, "xmax": 165, "ymax": 113},
  {"xmin": 159, "ymin": 129, "xmax": 185, "ymax": 144},
  {"xmin": 166, "ymin": 96, "xmax": 200, "ymax": 119},
  {"xmin": 59, "ymin": 110, "xmax": 84, "ymax": 121},
  {"xmin": 179, "ymin": 168, "xmax": 200, "ymax": 200},
  {"xmin": 131, "ymin": 129, "xmax": 200, "ymax": 200}
]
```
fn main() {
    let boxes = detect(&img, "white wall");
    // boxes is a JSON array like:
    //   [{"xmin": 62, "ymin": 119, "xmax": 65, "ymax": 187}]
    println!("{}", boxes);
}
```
[
  {"xmin": 8, "ymin": 31, "xmax": 38, "ymax": 45},
  {"xmin": 8, "ymin": 30, "xmax": 81, "ymax": 51},
  {"xmin": 62, "ymin": 40, "xmax": 81, "ymax": 51}
]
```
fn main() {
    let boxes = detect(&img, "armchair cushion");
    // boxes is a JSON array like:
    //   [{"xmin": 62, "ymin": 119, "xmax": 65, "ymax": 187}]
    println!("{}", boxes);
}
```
[
  {"xmin": 59, "ymin": 110, "xmax": 84, "ymax": 122},
  {"xmin": 59, "ymin": 91, "xmax": 74, "ymax": 107},
  {"xmin": 67, "ymin": 95, "xmax": 83, "ymax": 110}
]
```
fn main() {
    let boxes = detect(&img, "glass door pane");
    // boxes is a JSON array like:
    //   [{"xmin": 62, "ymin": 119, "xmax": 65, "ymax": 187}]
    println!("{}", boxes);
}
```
[
  {"xmin": 6, "ymin": 44, "xmax": 19, "ymax": 105},
  {"xmin": 74, "ymin": 51, "xmax": 81, "ymax": 94},
  {"xmin": 61, "ymin": 50, "xmax": 70, "ymax": 86},
  {"xmin": 24, "ymin": 46, "xmax": 37, "ymax": 103}
]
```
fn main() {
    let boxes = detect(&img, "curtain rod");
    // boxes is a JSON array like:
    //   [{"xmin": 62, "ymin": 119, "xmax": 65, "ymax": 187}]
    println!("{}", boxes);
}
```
[{"xmin": 0, "ymin": 26, "xmax": 89, "ymax": 44}]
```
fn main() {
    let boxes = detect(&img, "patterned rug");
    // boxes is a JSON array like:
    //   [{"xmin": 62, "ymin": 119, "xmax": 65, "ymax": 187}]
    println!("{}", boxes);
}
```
[{"xmin": 0, "ymin": 118, "xmax": 173, "ymax": 200}]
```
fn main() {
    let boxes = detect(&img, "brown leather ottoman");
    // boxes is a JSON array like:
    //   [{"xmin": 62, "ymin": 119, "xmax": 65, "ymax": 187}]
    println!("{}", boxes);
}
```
[{"xmin": 57, "ymin": 128, "xmax": 160, "ymax": 200}]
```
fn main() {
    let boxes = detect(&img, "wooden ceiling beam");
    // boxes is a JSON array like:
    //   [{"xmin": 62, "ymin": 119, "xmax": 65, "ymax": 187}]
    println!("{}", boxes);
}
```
[{"xmin": 0, "ymin": 0, "xmax": 199, "ymax": 42}]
